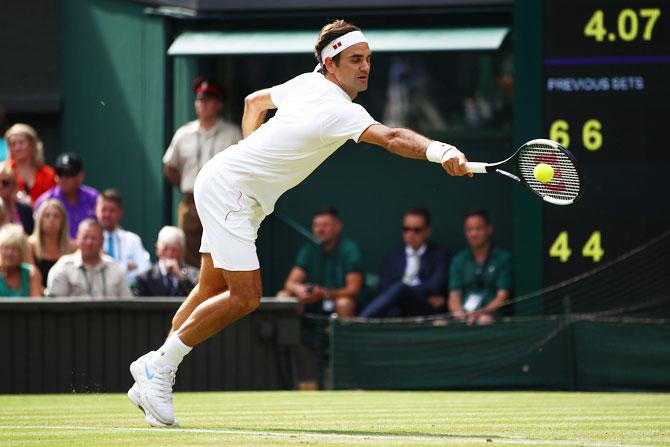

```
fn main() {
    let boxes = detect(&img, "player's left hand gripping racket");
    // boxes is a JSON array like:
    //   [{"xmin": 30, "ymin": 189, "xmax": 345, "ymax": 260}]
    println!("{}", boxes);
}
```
[{"xmin": 465, "ymin": 138, "xmax": 583, "ymax": 205}]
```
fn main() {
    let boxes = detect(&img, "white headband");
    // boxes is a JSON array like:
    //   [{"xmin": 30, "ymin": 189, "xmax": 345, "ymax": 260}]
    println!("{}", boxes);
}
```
[{"xmin": 320, "ymin": 30, "xmax": 368, "ymax": 62}]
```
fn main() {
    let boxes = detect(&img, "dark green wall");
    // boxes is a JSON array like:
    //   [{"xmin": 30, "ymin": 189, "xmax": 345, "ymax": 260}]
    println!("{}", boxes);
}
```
[
  {"xmin": 0, "ymin": 299, "xmax": 300, "ymax": 393},
  {"xmin": 512, "ymin": 0, "xmax": 544, "ymax": 311},
  {"xmin": 60, "ymin": 0, "xmax": 166, "ymax": 252},
  {"xmin": 331, "ymin": 318, "xmax": 670, "ymax": 391}
]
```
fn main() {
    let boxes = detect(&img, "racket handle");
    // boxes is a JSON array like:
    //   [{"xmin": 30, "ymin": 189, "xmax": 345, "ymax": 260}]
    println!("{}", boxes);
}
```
[{"xmin": 465, "ymin": 162, "xmax": 488, "ymax": 174}]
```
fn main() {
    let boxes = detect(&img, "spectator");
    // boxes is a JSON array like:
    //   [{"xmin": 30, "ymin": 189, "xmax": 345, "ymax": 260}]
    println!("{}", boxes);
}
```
[
  {"xmin": 47, "ymin": 219, "xmax": 132, "ymax": 298},
  {"xmin": 448, "ymin": 210, "xmax": 512, "ymax": 325},
  {"xmin": 5, "ymin": 123, "xmax": 56, "ymax": 204},
  {"xmin": 0, "ymin": 162, "xmax": 34, "ymax": 234},
  {"xmin": 0, "ymin": 201, "xmax": 7, "ymax": 227},
  {"xmin": 34, "ymin": 152, "xmax": 99, "ymax": 239},
  {"xmin": 95, "ymin": 188, "xmax": 150, "ymax": 285},
  {"xmin": 360, "ymin": 208, "xmax": 449, "ymax": 318},
  {"xmin": 278, "ymin": 207, "xmax": 363, "ymax": 318},
  {"xmin": 0, "ymin": 224, "xmax": 43, "ymax": 297},
  {"xmin": 0, "ymin": 105, "xmax": 7, "ymax": 161},
  {"xmin": 134, "ymin": 226, "xmax": 199, "ymax": 297},
  {"xmin": 29, "ymin": 199, "xmax": 76, "ymax": 287},
  {"xmin": 162, "ymin": 76, "xmax": 242, "ymax": 266}
]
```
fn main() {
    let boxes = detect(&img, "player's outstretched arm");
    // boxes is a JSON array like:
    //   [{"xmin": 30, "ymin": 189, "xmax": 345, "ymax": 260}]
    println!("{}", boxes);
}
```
[
  {"xmin": 359, "ymin": 124, "xmax": 471, "ymax": 177},
  {"xmin": 242, "ymin": 89, "xmax": 277, "ymax": 138}
]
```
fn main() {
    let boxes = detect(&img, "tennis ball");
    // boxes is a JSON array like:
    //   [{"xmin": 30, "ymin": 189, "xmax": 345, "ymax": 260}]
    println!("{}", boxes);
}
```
[{"xmin": 534, "ymin": 163, "xmax": 554, "ymax": 183}]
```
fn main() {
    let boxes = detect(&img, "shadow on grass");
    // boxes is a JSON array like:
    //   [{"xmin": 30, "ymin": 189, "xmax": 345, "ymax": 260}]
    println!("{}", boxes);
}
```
[{"xmin": 217, "ymin": 426, "xmax": 513, "ymax": 442}]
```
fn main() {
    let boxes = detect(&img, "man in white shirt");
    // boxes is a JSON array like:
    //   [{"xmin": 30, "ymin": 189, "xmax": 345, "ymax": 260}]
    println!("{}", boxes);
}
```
[
  {"xmin": 47, "ymin": 219, "xmax": 132, "ymax": 298},
  {"xmin": 163, "ymin": 77, "xmax": 243, "ymax": 267},
  {"xmin": 129, "ymin": 20, "xmax": 472, "ymax": 427},
  {"xmin": 95, "ymin": 189, "xmax": 150, "ymax": 286}
]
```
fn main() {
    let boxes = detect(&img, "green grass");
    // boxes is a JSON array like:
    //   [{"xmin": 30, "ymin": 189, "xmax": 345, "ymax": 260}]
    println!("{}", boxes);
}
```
[{"xmin": 0, "ymin": 391, "xmax": 669, "ymax": 446}]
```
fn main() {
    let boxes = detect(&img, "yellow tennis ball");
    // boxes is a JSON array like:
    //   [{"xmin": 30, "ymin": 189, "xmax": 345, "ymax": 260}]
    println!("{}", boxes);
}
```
[{"xmin": 534, "ymin": 163, "xmax": 554, "ymax": 183}]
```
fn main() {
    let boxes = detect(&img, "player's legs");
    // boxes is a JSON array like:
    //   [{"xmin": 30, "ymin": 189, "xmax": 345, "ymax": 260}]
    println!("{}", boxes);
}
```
[
  {"xmin": 175, "ymin": 268, "xmax": 262, "ymax": 347},
  {"xmin": 130, "ymin": 265, "xmax": 261, "ymax": 426},
  {"xmin": 169, "ymin": 252, "xmax": 229, "ymax": 336},
  {"xmin": 128, "ymin": 252, "xmax": 229, "ymax": 422},
  {"xmin": 133, "ymin": 160, "xmax": 265, "ymax": 426}
]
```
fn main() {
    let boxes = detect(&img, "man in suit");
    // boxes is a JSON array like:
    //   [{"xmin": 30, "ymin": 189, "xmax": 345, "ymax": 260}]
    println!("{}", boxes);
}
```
[
  {"xmin": 359, "ymin": 207, "xmax": 450, "ymax": 318},
  {"xmin": 134, "ymin": 226, "xmax": 199, "ymax": 297}
]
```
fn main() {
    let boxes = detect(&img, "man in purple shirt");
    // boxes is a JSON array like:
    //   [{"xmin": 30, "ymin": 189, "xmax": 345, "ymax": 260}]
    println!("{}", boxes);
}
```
[{"xmin": 34, "ymin": 152, "xmax": 99, "ymax": 238}]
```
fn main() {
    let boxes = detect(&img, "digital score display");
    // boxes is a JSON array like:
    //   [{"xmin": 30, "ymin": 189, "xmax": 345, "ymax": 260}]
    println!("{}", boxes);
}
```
[{"xmin": 543, "ymin": 1, "xmax": 670, "ymax": 284}]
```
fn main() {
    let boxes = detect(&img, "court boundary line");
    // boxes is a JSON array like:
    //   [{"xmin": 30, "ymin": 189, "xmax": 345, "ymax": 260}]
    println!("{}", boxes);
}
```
[{"xmin": 0, "ymin": 424, "xmax": 661, "ymax": 447}]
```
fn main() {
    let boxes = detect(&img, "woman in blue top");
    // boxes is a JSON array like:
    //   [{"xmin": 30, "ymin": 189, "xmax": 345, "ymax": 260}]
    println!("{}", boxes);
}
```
[{"xmin": 0, "ymin": 224, "xmax": 42, "ymax": 297}]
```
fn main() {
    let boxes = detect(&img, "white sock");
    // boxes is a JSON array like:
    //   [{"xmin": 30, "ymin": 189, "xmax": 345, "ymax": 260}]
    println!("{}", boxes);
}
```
[{"xmin": 151, "ymin": 334, "xmax": 192, "ymax": 369}]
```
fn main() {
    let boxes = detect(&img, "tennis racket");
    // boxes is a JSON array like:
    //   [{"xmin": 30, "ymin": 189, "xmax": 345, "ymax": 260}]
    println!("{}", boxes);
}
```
[{"xmin": 465, "ymin": 138, "xmax": 583, "ymax": 206}]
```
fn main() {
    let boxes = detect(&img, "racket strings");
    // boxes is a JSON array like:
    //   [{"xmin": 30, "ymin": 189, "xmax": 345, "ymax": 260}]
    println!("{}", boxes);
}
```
[{"xmin": 518, "ymin": 143, "xmax": 581, "ymax": 203}]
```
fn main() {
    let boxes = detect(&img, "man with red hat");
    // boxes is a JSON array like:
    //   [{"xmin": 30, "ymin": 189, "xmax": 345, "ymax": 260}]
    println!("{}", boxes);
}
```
[{"xmin": 162, "ymin": 76, "xmax": 242, "ymax": 267}]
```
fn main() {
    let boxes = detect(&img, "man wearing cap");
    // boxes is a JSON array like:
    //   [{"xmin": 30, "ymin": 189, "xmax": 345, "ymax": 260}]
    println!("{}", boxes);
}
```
[
  {"xmin": 162, "ymin": 77, "xmax": 242, "ymax": 267},
  {"xmin": 129, "ymin": 20, "xmax": 471, "ymax": 427},
  {"xmin": 34, "ymin": 152, "xmax": 99, "ymax": 238}
]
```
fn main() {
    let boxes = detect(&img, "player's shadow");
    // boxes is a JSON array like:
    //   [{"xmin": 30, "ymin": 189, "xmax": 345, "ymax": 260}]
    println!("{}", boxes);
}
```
[{"xmin": 224, "ymin": 426, "xmax": 514, "ymax": 442}]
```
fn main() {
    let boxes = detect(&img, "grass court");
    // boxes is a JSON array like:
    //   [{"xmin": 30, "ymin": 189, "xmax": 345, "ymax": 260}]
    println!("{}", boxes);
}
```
[{"xmin": 1, "ymin": 391, "xmax": 669, "ymax": 446}]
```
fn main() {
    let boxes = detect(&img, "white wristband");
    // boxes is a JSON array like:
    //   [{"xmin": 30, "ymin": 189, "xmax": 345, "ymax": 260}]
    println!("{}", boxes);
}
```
[{"xmin": 426, "ymin": 141, "xmax": 456, "ymax": 164}]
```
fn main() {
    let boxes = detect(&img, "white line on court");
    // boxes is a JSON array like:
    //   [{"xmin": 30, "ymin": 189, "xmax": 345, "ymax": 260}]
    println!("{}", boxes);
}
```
[{"xmin": 0, "ymin": 425, "xmax": 662, "ymax": 447}]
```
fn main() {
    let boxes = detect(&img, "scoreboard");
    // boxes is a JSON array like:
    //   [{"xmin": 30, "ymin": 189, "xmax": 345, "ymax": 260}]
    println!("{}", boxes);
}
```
[{"xmin": 542, "ymin": 0, "xmax": 670, "ymax": 284}]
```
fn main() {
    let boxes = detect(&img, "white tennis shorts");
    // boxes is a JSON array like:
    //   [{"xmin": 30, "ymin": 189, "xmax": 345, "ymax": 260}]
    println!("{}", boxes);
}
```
[{"xmin": 193, "ymin": 159, "xmax": 266, "ymax": 271}]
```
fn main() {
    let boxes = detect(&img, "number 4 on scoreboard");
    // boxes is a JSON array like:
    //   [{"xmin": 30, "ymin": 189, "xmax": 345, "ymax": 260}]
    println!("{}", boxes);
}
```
[
  {"xmin": 549, "ymin": 231, "xmax": 604, "ymax": 263},
  {"xmin": 582, "ymin": 231, "xmax": 605, "ymax": 262}
]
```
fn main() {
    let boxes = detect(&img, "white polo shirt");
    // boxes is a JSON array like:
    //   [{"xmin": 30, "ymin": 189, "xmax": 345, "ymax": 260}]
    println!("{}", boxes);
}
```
[{"xmin": 212, "ymin": 72, "xmax": 378, "ymax": 215}]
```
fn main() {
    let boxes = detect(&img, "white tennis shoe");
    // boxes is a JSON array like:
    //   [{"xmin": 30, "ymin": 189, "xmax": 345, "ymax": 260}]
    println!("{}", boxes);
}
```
[
  {"xmin": 127, "ymin": 382, "xmax": 179, "ymax": 428},
  {"xmin": 130, "ymin": 351, "xmax": 177, "ymax": 426}
]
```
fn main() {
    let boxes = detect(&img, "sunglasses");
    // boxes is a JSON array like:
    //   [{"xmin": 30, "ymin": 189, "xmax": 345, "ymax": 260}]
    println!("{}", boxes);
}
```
[{"xmin": 402, "ymin": 226, "xmax": 425, "ymax": 233}]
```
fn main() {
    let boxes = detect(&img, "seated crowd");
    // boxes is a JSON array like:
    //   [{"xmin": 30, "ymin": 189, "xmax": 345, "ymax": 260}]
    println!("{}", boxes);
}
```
[
  {"xmin": 279, "ymin": 206, "xmax": 513, "ymax": 325},
  {"xmin": 0, "ymin": 122, "xmax": 513, "ymax": 322},
  {"xmin": 0, "ymin": 123, "xmax": 199, "ymax": 299}
]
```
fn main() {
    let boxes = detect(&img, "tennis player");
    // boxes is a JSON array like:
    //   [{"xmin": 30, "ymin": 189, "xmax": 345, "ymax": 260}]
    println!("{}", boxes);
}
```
[{"xmin": 129, "ymin": 19, "xmax": 471, "ymax": 426}]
